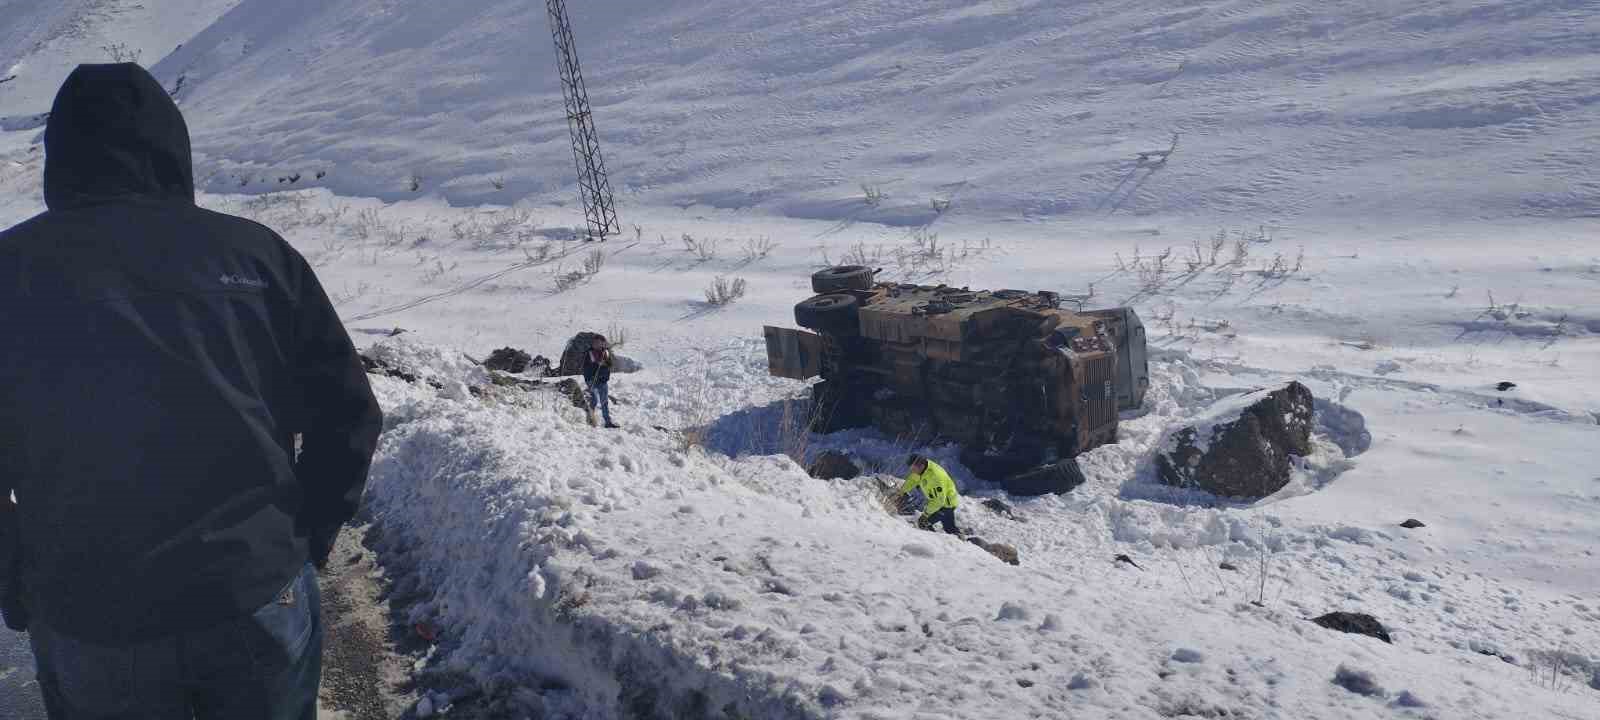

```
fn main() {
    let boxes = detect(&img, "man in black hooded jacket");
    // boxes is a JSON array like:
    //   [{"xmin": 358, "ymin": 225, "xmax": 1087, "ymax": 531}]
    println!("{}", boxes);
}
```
[{"xmin": 0, "ymin": 63, "xmax": 382, "ymax": 719}]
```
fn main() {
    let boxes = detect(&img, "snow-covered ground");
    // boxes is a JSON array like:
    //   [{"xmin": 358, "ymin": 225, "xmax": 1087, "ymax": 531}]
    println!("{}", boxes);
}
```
[{"xmin": 3, "ymin": 0, "xmax": 1600, "ymax": 718}]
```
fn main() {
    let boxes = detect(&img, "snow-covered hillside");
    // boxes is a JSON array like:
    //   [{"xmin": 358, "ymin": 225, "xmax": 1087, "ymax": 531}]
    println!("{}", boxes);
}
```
[
  {"xmin": 7, "ymin": 0, "xmax": 1600, "ymax": 220},
  {"xmin": 2, "ymin": 0, "xmax": 1599, "ymax": 718},
  {"xmin": 360, "ymin": 339, "xmax": 1599, "ymax": 719}
]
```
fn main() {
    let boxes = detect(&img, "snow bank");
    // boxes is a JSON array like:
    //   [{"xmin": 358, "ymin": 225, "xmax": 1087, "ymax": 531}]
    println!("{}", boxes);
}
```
[{"xmin": 360, "ymin": 340, "xmax": 1600, "ymax": 719}]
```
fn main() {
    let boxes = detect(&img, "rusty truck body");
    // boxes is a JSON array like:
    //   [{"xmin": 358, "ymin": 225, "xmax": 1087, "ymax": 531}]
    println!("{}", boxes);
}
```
[{"xmin": 765, "ymin": 265, "xmax": 1148, "ymax": 495}]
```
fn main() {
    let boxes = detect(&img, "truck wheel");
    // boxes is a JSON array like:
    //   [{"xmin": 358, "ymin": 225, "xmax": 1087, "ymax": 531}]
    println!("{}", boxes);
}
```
[
  {"xmin": 811, "ymin": 265, "xmax": 876, "ymax": 294},
  {"xmin": 1003, "ymin": 459, "xmax": 1088, "ymax": 496},
  {"xmin": 795, "ymin": 294, "xmax": 860, "ymax": 335}
]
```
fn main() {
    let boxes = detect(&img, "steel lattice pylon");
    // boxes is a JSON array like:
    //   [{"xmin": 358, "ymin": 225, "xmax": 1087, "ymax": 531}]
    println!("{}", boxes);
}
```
[{"xmin": 547, "ymin": 0, "xmax": 619, "ymax": 241}]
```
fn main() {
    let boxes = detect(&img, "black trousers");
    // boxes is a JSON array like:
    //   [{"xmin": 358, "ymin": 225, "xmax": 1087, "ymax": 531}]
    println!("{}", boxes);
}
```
[{"xmin": 918, "ymin": 507, "xmax": 960, "ymax": 535}]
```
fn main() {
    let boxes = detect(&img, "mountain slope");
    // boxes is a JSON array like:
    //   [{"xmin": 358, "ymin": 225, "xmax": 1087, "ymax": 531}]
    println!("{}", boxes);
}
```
[{"xmin": 90, "ymin": 0, "xmax": 1599, "ymax": 222}]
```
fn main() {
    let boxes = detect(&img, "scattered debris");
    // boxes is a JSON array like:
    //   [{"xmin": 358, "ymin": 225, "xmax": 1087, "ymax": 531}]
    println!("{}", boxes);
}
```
[
  {"xmin": 981, "ymin": 498, "xmax": 1023, "ymax": 521},
  {"xmin": 1332, "ymin": 664, "xmax": 1387, "ymax": 697},
  {"xmin": 806, "ymin": 450, "xmax": 861, "ymax": 480},
  {"xmin": 1156, "ymin": 382, "xmax": 1315, "ymax": 498},
  {"xmin": 1392, "ymin": 690, "xmax": 1428, "ymax": 709},
  {"xmin": 1171, "ymin": 648, "xmax": 1205, "ymax": 664},
  {"xmin": 1312, "ymin": 612, "xmax": 1392, "ymax": 644},
  {"xmin": 1114, "ymin": 554, "xmax": 1142, "ymax": 570},
  {"xmin": 360, "ymin": 354, "xmax": 437, "ymax": 388},
  {"xmin": 1399, "ymin": 518, "xmax": 1426, "ymax": 529},
  {"xmin": 483, "ymin": 346, "xmax": 535, "ymax": 374},
  {"xmin": 967, "ymin": 537, "xmax": 1020, "ymax": 566},
  {"xmin": 1470, "ymin": 639, "xmax": 1516, "ymax": 664}
]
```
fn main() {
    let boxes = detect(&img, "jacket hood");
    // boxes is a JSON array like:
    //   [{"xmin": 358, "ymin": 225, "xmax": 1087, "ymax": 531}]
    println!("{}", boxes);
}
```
[{"xmin": 44, "ymin": 63, "xmax": 194, "ymax": 211}]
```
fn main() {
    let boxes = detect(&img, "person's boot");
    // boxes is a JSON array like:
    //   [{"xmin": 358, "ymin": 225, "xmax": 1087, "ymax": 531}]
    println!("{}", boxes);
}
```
[{"xmin": 604, "ymin": 420, "xmax": 621, "ymax": 429}]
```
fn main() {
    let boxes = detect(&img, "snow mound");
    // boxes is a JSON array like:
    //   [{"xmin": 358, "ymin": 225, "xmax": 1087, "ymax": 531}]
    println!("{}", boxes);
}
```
[{"xmin": 359, "ymin": 342, "xmax": 1600, "ymax": 719}]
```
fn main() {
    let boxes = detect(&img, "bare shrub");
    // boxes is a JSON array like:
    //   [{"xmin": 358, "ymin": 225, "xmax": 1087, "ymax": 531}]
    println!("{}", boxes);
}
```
[
  {"xmin": 351, "ymin": 208, "xmax": 383, "ymax": 240},
  {"xmin": 520, "ymin": 242, "xmax": 554, "ymax": 263},
  {"xmin": 704, "ymin": 276, "xmax": 747, "ymax": 306},
  {"xmin": 419, "ymin": 256, "xmax": 457, "ymax": 284},
  {"xmin": 839, "ymin": 241, "xmax": 886, "ymax": 267},
  {"xmin": 606, "ymin": 321, "xmax": 629, "ymax": 350},
  {"xmin": 407, "ymin": 174, "xmax": 423, "ymax": 193},
  {"xmin": 551, "ymin": 250, "xmax": 606, "ymax": 293},
  {"xmin": 1257, "ymin": 247, "xmax": 1305, "ymax": 281},
  {"xmin": 861, "ymin": 183, "xmax": 886, "ymax": 206},
  {"xmin": 741, "ymin": 237, "xmax": 778, "ymax": 263},
  {"xmin": 101, "ymin": 43, "xmax": 141, "ymax": 63},
  {"xmin": 683, "ymin": 234, "xmax": 719, "ymax": 261},
  {"xmin": 490, "ymin": 176, "xmax": 506, "ymax": 191}
]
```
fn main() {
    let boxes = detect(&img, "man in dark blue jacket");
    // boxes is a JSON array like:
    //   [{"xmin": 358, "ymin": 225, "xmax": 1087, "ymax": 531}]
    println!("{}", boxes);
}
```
[
  {"xmin": 0, "ymin": 63, "xmax": 382, "ymax": 719},
  {"xmin": 582, "ymin": 335, "xmax": 620, "ymax": 428}
]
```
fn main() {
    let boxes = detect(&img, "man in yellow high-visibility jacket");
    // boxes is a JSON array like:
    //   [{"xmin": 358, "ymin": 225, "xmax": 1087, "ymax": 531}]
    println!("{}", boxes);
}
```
[{"xmin": 897, "ymin": 454, "xmax": 961, "ymax": 535}]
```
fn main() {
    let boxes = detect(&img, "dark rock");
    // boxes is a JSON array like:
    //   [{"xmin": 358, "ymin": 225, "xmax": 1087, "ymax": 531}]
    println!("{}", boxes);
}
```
[
  {"xmin": 1332, "ymin": 664, "xmax": 1386, "ymax": 697},
  {"xmin": 1114, "ymin": 554, "xmax": 1142, "ymax": 570},
  {"xmin": 1157, "ymin": 381, "xmax": 1315, "ymax": 499},
  {"xmin": 477, "ymin": 372, "xmax": 588, "ymax": 411},
  {"xmin": 1219, "ymin": 561, "xmax": 1239, "ymax": 571},
  {"xmin": 806, "ymin": 451, "xmax": 861, "ymax": 480},
  {"xmin": 360, "ymin": 354, "xmax": 418, "ymax": 383},
  {"xmin": 1496, "ymin": 381, "xmax": 1517, "ymax": 391},
  {"xmin": 1399, "ymin": 518, "xmax": 1426, "ymax": 529},
  {"xmin": 982, "ymin": 498, "xmax": 1018, "ymax": 520},
  {"xmin": 555, "ymin": 332, "xmax": 607, "ymax": 377},
  {"xmin": 1312, "ymin": 612, "xmax": 1392, "ymax": 644},
  {"xmin": 1393, "ymin": 691, "xmax": 1428, "ymax": 709},
  {"xmin": 967, "ymin": 537, "xmax": 1020, "ymax": 565},
  {"xmin": 483, "ymin": 347, "xmax": 534, "ymax": 373}
]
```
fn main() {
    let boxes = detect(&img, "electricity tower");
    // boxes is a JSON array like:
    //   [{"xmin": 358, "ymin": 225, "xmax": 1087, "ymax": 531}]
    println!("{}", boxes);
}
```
[{"xmin": 546, "ymin": 0, "xmax": 620, "ymax": 241}]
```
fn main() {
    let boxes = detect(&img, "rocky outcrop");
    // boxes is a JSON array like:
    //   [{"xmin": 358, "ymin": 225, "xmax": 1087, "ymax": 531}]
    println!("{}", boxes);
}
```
[
  {"xmin": 1156, "ymin": 381, "xmax": 1314, "ymax": 499},
  {"xmin": 806, "ymin": 451, "xmax": 861, "ymax": 480},
  {"xmin": 1312, "ymin": 612, "xmax": 1392, "ymax": 644},
  {"xmin": 483, "ymin": 347, "xmax": 537, "ymax": 374},
  {"xmin": 552, "ymin": 333, "xmax": 640, "ymax": 377}
]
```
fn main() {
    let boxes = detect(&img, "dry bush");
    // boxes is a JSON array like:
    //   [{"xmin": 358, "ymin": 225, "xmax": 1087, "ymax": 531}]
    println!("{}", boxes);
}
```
[
  {"xmin": 683, "ymin": 234, "xmax": 719, "ymax": 261},
  {"xmin": 704, "ymin": 276, "xmax": 747, "ymax": 306},
  {"xmin": 551, "ymin": 250, "xmax": 607, "ymax": 293},
  {"xmin": 606, "ymin": 320, "xmax": 629, "ymax": 350},
  {"xmin": 741, "ymin": 237, "xmax": 778, "ymax": 263},
  {"xmin": 521, "ymin": 242, "xmax": 554, "ymax": 263},
  {"xmin": 861, "ymin": 183, "xmax": 886, "ymax": 206}
]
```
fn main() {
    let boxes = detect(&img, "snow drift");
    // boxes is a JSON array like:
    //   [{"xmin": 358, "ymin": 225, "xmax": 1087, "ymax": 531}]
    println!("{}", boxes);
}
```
[{"xmin": 359, "ymin": 339, "xmax": 1599, "ymax": 719}]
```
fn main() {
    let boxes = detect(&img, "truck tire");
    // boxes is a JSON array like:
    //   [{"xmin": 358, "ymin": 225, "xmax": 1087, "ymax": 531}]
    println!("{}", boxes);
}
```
[
  {"xmin": 795, "ymin": 294, "xmax": 860, "ymax": 335},
  {"xmin": 811, "ymin": 265, "xmax": 876, "ymax": 294},
  {"xmin": 1003, "ymin": 459, "xmax": 1087, "ymax": 496}
]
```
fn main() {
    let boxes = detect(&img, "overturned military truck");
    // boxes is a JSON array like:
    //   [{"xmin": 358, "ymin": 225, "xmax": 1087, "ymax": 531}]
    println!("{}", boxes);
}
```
[{"xmin": 765, "ymin": 266, "xmax": 1149, "ymax": 495}]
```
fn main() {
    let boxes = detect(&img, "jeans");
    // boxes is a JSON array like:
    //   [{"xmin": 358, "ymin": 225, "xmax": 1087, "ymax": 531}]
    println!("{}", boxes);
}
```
[
  {"xmin": 587, "ymin": 381, "xmax": 613, "ymax": 425},
  {"xmin": 29, "ymin": 563, "xmax": 322, "ymax": 720},
  {"xmin": 918, "ymin": 507, "xmax": 960, "ymax": 535}
]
